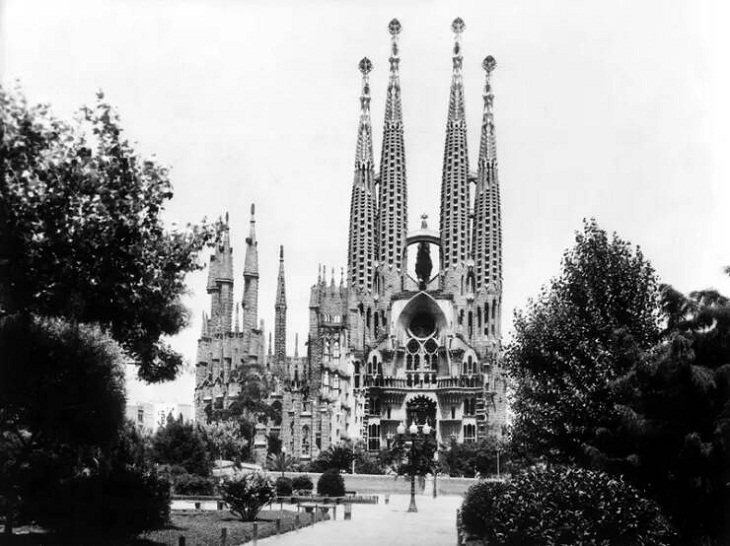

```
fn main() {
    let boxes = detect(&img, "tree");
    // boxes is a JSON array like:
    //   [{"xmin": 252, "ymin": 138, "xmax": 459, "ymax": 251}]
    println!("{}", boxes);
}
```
[
  {"xmin": 201, "ymin": 420, "xmax": 249, "ymax": 463},
  {"xmin": 308, "ymin": 444, "xmax": 354, "ymax": 473},
  {"xmin": 220, "ymin": 473, "xmax": 275, "ymax": 522},
  {"xmin": 439, "ymin": 437, "xmax": 502, "ymax": 477},
  {"xmin": 0, "ymin": 316, "xmax": 127, "ymax": 534},
  {"xmin": 506, "ymin": 219, "xmax": 661, "ymax": 467},
  {"xmin": 0, "ymin": 85, "xmax": 216, "ymax": 382},
  {"xmin": 151, "ymin": 416, "xmax": 210, "ymax": 477},
  {"xmin": 605, "ymin": 287, "xmax": 730, "ymax": 543}
]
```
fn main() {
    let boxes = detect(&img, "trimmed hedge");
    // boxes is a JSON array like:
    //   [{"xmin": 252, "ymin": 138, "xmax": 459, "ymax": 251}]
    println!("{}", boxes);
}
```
[
  {"xmin": 316, "ymin": 468, "xmax": 345, "ymax": 497},
  {"xmin": 461, "ymin": 466, "xmax": 676, "ymax": 545},
  {"xmin": 275, "ymin": 476, "xmax": 293, "ymax": 496},
  {"xmin": 292, "ymin": 474, "xmax": 314, "ymax": 491},
  {"xmin": 174, "ymin": 473, "xmax": 216, "ymax": 496}
]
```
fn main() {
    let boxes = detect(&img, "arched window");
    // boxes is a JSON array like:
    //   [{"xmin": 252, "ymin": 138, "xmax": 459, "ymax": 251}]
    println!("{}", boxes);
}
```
[
  {"xmin": 374, "ymin": 312, "xmax": 379, "ymax": 336},
  {"xmin": 333, "ymin": 341, "xmax": 340, "ymax": 360},
  {"xmin": 464, "ymin": 424, "xmax": 476, "ymax": 443},
  {"xmin": 323, "ymin": 339, "xmax": 331, "ymax": 363},
  {"xmin": 302, "ymin": 425, "xmax": 310, "ymax": 455},
  {"xmin": 468, "ymin": 311, "xmax": 473, "ymax": 339},
  {"xmin": 477, "ymin": 307, "xmax": 482, "ymax": 330},
  {"xmin": 366, "ymin": 307, "xmax": 372, "ymax": 331},
  {"xmin": 368, "ymin": 423, "xmax": 381, "ymax": 451}
]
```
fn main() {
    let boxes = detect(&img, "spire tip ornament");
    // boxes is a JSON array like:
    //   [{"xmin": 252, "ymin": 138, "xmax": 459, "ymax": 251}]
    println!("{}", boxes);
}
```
[
  {"xmin": 388, "ymin": 18, "xmax": 401, "ymax": 36},
  {"xmin": 482, "ymin": 55, "xmax": 497, "ymax": 74},
  {"xmin": 358, "ymin": 57, "xmax": 373, "ymax": 76},
  {"xmin": 451, "ymin": 17, "xmax": 465, "ymax": 35}
]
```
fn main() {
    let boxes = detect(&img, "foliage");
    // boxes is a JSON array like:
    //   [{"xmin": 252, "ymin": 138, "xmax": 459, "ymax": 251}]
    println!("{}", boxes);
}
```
[
  {"xmin": 316, "ymin": 468, "xmax": 345, "ymax": 497},
  {"xmin": 602, "ymin": 287, "xmax": 730, "ymax": 543},
  {"xmin": 0, "ymin": 315, "xmax": 127, "ymax": 532},
  {"xmin": 275, "ymin": 476, "xmax": 293, "ymax": 496},
  {"xmin": 151, "ymin": 415, "xmax": 210, "ymax": 477},
  {"xmin": 461, "ymin": 467, "xmax": 675, "ymax": 545},
  {"xmin": 291, "ymin": 475, "xmax": 314, "ymax": 492},
  {"xmin": 17, "ymin": 421, "xmax": 169, "ymax": 538},
  {"xmin": 0, "ymin": 85, "xmax": 216, "ymax": 381},
  {"xmin": 200, "ymin": 419, "xmax": 249, "ymax": 463},
  {"xmin": 173, "ymin": 473, "xmax": 216, "ymax": 496},
  {"xmin": 308, "ymin": 444, "xmax": 354, "ymax": 473},
  {"xmin": 266, "ymin": 451, "xmax": 297, "ymax": 474},
  {"xmin": 220, "ymin": 472, "xmax": 275, "ymax": 522},
  {"xmin": 439, "ymin": 437, "xmax": 503, "ymax": 477},
  {"xmin": 506, "ymin": 219, "xmax": 661, "ymax": 466},
  {"xmin": 267, "ymin": 434, "xmax": 282, "ymax": 456},
  {"xmin": 387, "ymin": 431, "xmax": 438, "ymax": 477}
]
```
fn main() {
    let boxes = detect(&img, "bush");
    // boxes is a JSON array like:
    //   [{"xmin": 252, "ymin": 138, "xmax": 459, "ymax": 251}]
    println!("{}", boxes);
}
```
[
  {"xmin": 32, "ymin": 465, "xmax": 170, "ymax": 538},
  {"xmin": 173, "ymin": 473, "xmax": 215, "ymax": 496},
  {"xmin": 275, "ymin": 476, "xmax": 293, "ymax": 496},
  {"xmin": 220, "ymin": 472, "xmax": 275, "ymax": 522},
  {"xmin": 292, "ymin": 475, "xmax": 314, "ymax": 492},
  {"xmin": 461, "ymin": 467, "xmax": 676, "ymax": 545},
  {"xmin": 316, "ymin": 468, "xmax": 345, "ymax": 497}
]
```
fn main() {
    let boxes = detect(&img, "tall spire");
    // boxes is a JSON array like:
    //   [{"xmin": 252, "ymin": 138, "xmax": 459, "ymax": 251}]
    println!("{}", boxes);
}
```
[
  {"xmin": 378, "ymin": 18, "xmax": 408, "ymax": 270},
  {"xmin": 274, "ymin": 245, "xmax": 287, "ymax": 376},
  {"xmin": 206, "ymin": 216, "xmax": 234, "ymax": 332},
  {"xmin": 347, "ymin": 57, "xmax": 378, "ymax": 291},
  {"xmin": 473, "ymin": 56, "xmax": 502, "ymax": 293},
  {"xmin": 439, "ymin": 17, "xmax": 470, "ymax": 270},
  {"xmin": 242, "ymin": 203, "xmax": 259, "ymax": 332}
]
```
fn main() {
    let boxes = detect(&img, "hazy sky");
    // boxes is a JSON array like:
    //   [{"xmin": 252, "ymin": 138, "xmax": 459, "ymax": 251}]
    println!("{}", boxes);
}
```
[{"xmin": 3, "ymin": 0, "xmax": 729, "ymax": 405}]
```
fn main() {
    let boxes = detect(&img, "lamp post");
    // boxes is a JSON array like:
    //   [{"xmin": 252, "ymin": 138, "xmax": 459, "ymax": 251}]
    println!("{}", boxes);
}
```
[
  {"xmin": 280, "ymin": 446, "xmax": 287, "ymax": 478},
  {"xmin": 397, "ymin": 420, "xmax": 432, "ymax": 513}
]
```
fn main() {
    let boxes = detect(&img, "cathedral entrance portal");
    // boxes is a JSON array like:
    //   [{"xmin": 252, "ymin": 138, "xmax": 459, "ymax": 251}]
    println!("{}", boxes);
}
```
[{"xmin": 406, "ymin": 396, "xmax": 437, "ymax": 427}]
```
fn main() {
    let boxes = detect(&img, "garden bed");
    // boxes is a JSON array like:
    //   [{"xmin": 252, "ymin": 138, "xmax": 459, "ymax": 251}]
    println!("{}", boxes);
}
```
[{"xmin": 2, "ymin": 509, "xmax": 325, "ymax": 545}]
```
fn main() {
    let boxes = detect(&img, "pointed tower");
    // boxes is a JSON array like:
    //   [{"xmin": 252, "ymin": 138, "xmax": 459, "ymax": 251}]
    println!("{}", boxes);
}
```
[
  {"xmin": 347, "ymin": 57, "xmax": 377, "ymax": 291},
  {"xmin": 378, "ymin": 19, "xmax": 407, "ymax": 270},
  {"xmin": 242, "ymin": 204, "xmax": 259, "ymax": 332},
  {"xmin": 274, "ymin": 245, "xmax": 287, "ymax": 376},
  {"xmin": 473, "ymin": 56, "xmax": 502, "ymax": 293},
  {"xmin": 206, "ymin": 216, "xmax": 234, "ymax": 332},
  {"xmin": 439, "ymin": 18, "xmax": 470, "ymax": 271}
]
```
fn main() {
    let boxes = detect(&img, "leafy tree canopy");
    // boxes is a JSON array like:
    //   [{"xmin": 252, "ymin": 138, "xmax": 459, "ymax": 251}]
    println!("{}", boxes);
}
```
[
  {"xmin": 0, "ymin": 85, "xmax": 217, "ymax": 381},
  {"xmin": 506, "ymin": 219, "xmax": 661, "ymax": 465},
  {"xmin": 150, "ymin": 416, "xmax": 210, "ymax": 477}
]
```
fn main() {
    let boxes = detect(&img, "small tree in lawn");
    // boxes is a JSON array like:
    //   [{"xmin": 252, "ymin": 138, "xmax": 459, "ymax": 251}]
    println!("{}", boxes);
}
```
[
  {"xmin": 220, "ymin": 472, "xmax": 275, "ymax": 522},
  {"xmin": 317, "ymin": 468, "xmax": 345, "ymax": 497}
]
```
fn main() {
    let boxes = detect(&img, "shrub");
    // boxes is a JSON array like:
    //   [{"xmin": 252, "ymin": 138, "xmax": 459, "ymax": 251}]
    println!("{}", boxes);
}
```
[
  {"xmin": 32, "ymin": 465, "xmax": 170, "ymax": 538},
  {"xmin": 317, "ymin": 468, "xmax": 345, "ymax": 497},
  {"xmin": 292, "ymin": 475, "xmax": 314, "ymax": 492},
  {"xmin": 173, "ymin": 473, "xmax": 215, "ymax": 496},
  {"xmin": 461, "ymin": 466, "xmax": 676, "ymax": 545},
  {"xmin": 275, "ymin": 476, "xmax": 293, "ymax": 496},
  {"xmin": 220, "ymin": 472, "xmax": 275, "ymax": 522}
]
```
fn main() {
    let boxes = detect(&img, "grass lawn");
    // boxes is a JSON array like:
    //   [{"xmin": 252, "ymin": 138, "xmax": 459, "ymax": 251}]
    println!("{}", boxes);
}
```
[
  {"xmin": 134, "ymin": 508, "xmax": 314, "ymax": 545},
  {"xmin": 1, "ymin": 508, "xmax": 322, "ymax": 545}
]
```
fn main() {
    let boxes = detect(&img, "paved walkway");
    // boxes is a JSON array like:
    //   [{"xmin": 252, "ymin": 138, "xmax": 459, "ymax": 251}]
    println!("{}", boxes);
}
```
[{"xmin": 256, "ymin": 494, "xmax": 462, "ymax": 546}]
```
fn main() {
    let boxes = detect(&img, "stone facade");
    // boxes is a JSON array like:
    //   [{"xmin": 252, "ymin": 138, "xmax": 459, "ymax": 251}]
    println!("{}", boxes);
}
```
[{"xmin": 281, "ymin": 18, "xmax": 508, "ymax": 461}]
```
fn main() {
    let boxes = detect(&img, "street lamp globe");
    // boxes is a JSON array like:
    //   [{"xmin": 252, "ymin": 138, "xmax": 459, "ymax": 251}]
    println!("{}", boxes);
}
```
[
  {"xmin": 409, "ymin": 421, "xmax": 418, "ymax": 435},
  {"xmin": 397, "ymin": 422, "xmax": 406, "ymax": 435},
  {"xmin": 422, "ymin": 422, "xmax": 431, "ymax": 435}
]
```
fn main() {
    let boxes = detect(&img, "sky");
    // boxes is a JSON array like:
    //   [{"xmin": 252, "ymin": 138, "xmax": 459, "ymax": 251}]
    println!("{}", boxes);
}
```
[{"xmin": 2, "ymin": 0, "xmax": 729, "ymax": 406}]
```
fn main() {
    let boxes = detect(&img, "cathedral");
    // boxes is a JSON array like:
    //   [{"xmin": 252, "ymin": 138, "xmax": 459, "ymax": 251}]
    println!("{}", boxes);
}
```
[{"xmin": 194, "ymin": 18, "xmax": 508, "ymax": 464}]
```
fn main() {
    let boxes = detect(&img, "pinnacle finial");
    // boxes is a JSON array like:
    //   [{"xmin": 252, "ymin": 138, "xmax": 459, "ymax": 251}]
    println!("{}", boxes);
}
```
[
  {"xmin": 452, "ymin": 17, "xmax": 465, "ymax": 35},
  {"xmin": 388, "ymin": 18, "xmax": 401, "ymax": 36},
  {"xmin": 250, "ymin": 203, "xmax": 255, "ymax": 217},
  {"xmin": 279, "ymin": 245, "xmax": 284, "ymax": 260},
  {"xmin": 359, "ymin": 57, "xmax": 373, "ymax": 76},
  {"xmin": 482, "ymin": 55, "xmax": 497, "ymax": 74},
  {"xmin": 388, "ymin": 19, "xmax": 401, "ymax": 62},
  {"xmin": 421, "ymin": 213, "xmax": 428, "ymax": 229}
]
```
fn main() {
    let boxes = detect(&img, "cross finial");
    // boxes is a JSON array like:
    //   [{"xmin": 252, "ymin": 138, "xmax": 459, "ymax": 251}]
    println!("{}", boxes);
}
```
[
  {"xmin": 388, "ymin": 18, "xmax": 401, "ymax": 36},
  {"xmin": 452, "ymin": 17, "xmax": 465, "ymax": 37},
  {"xmin": 420, "ymin": 213, "xmax": 428, "ymax": 229},
  {"xmin": 451, "ymin": 18, "xmax": 465, "ymax": 67},
  {"xmin": 388, "ymin": 19, "xmax": 401, "ymax": 63}
]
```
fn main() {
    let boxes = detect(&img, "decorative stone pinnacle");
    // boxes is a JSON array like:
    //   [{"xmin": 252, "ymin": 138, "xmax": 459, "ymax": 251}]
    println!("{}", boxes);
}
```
[
  {"xmin": 452, "ymin": 17, "xmax": 465, "ymax": 35},
  {"xmin": 359, "ymin": 57, "xmax": 373, "ymax": 76},
  {"xmin": 421, "ymin": 213, "xmax": 428, "ymax": 229},
  {"xmin": 388, "ymin": 18, "xmax": 401, "ymax": 36},
  {"xmin": 279, "ymin": 245, "xmax": 284, "ymax": 260},
  {"xmin": 482, "ymin": 55, "xmax": 497, "ymax": 74}
]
